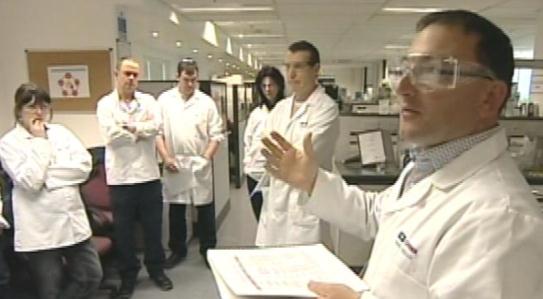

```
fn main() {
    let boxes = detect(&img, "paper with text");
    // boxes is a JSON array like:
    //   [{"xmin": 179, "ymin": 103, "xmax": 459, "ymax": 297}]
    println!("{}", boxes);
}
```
[{"xmin": 208, "ymin": 244, "xmax": 368, "ymax": 298}]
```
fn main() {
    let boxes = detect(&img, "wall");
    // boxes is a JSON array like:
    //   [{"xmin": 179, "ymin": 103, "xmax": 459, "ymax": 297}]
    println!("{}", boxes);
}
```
[
  {"xmin": 531, "ymin": 9, "xmax": 543, "ymax": 113},
  {"xmin": 0, "ymin": 0, "xmax": 118, "ymax": 146},
  {"xmin": 321, "ymin": 63, "xmax": 381, "ymax": 99}
]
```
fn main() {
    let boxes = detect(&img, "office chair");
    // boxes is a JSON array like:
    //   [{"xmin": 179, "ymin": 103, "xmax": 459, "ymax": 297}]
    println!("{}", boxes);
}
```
[{"xmin": 80, "ymin": 146, "xmax": 117, "ymax": 296}]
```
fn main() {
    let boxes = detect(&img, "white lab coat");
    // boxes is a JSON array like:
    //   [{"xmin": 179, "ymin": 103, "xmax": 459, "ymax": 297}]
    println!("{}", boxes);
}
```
[
  {"xmin": 96, "ymin": 89, "xmax": 162, "ymax": 185},
  {"xmin": 304, "ymin": 128, "xmax": 543, "ymax": 299},
  {"xmin": 0, "ymin": 124, "xmax": 92, "ymax": 252},
  {"xmin": 158, "ymin": 88, "xmax": 224, "ymax": 205},
  {"xmin": 256, "ymin": 86, "xmax": 339, "ymax": 246},
  {"xmin": 243, "ymin": 105, "xmax": 270, "ymax": 181}
]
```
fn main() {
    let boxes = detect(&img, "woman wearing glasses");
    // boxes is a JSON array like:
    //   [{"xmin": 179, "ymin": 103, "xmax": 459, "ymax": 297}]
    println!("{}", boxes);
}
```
[
  {"xmin": 0, "ymin": 83, "xmax": 102, "ymax": 299},
  {"xmin": 243, "ymin": 66, "xmax": 285, "ymax": 221}
]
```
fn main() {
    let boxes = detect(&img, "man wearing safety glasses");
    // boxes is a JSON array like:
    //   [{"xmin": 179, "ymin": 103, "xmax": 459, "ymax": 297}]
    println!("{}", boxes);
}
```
[{"xmin": 261, "ymin": 10, "xmax": 543, "ymax": 299}]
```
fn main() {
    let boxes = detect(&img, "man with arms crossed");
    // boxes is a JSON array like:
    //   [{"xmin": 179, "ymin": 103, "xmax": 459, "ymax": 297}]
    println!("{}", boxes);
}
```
[{"xmin": 97, "ymin": 57, "xmax": 172, "ymax": 299}]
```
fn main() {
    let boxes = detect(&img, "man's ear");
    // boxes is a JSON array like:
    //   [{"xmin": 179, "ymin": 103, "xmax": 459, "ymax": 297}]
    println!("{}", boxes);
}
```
[{"xmin": 480, "ymin": 80, "xmax": 508, "ymax": 118}]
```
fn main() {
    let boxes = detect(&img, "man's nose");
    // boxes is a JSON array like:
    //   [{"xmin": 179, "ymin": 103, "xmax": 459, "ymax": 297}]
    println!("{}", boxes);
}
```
[
  {"xmin": 395, "ymin": 73, "xmax": 415, "ymax": 97},
  {"xmin": 288, "ymin": 69, "xmax": 296, "ymax": 80}
]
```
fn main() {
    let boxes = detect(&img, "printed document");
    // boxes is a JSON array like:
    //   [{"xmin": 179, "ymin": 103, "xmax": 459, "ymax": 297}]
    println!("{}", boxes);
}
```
[{"xmin": 208, "ymin": 243, "xmax": 368, "ymax": 298}]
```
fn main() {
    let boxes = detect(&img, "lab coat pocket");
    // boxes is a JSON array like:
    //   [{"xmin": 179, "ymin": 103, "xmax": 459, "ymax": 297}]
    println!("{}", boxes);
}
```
[
  {"xmin": 376, "ymin": 264, "xmax": 427, "ymax": 299},
  {"xmin": 378, "ymin": 238, "xmax": 427, "ymax": 298}
]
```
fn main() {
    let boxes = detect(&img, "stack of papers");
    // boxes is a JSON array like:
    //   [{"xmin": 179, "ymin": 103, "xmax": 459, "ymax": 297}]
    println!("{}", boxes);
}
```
[{"xmin": 208, "ymin": 244, "xmax": 368, "ymax": 298}]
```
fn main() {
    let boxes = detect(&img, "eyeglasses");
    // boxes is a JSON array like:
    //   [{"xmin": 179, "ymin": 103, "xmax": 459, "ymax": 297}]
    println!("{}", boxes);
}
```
[
  {"xmin": 388, "ymin": 53, "xmax": 496, "ymax": 93},
  {"xmin": 283, "ymin": 61, "xmax": 313, "ymax": 72},
  {"xmin": 23, "ymin": 102, "xmax": 51, "ymax": 112}
]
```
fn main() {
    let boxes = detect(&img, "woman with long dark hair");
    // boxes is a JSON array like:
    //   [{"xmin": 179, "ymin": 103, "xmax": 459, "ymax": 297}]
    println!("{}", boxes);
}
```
[{"xmin": 243, "ymin": 66, "xmax": 285, "ymax": 221}]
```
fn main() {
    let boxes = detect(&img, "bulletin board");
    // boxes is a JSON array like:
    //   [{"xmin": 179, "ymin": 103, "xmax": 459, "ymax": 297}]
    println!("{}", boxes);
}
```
[{"xmin": 26, "ymin": 49, "xmax": 113, "ymax": 111}]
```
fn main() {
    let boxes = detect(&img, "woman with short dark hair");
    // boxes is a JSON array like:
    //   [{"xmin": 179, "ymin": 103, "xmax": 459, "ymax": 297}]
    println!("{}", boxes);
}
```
[{"xmin": 0, "ymin": 83, "xmax": 102, "ymax": 299}]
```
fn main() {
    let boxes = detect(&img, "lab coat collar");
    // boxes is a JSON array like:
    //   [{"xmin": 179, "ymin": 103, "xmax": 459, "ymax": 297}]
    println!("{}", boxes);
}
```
[
  {"xmin": 431, "ymin": 127, "xmax": 507, "ymax": 190},
  {"xmin": 14, "ymin": 123, "xmax": 47, "ymax": 139},
  {"xmin": 112, "ymin": 89, "xmax": 147, "ymax": 102},
  {"xmin": 289, "ymin": 85, "xmax": 325, "ymax": 120},
  {"xmin": 384, "ymin": 127, "xmax": 507, "ymax": 212},
  {"xmin": 175, "ymin": 88, "xmax": 200, "ymax": 109}
]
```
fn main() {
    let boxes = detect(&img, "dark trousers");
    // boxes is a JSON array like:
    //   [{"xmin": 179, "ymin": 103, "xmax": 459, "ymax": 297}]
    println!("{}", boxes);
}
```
[
  {"xmin": 246, "ymin": 176, "xmax": 263, "ymax": 221},
  {"xmin": 110, "ymin": 180, "xmax": 165, "ymax": 281},
  {"xmin": 168, "ymin": 202, "xmax": 216, "ymax": 257},
  {"xmin": 0, "ymin": 235, "xmax": 9, "ymax": 288},
  {"xmin": 24, "ymin": 239, "xmax": 102, "ymax": 299}
]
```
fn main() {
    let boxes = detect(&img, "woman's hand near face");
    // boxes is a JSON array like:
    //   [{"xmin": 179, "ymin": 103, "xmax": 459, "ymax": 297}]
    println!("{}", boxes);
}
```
[{"xmin": 29, "ymin": 118, "xmax": 47, "ymax": 138}]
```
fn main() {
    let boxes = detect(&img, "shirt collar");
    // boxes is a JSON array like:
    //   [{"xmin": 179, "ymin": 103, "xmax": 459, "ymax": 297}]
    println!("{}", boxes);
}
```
[{"xmin": 408, "ymin": 126, "xmax": 500, "ymax": 176}]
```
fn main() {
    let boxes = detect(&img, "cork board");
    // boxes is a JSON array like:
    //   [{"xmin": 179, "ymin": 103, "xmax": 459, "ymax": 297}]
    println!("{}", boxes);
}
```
[{"xmin": 26, "ymin": 49, "xmax": 113, "ymax": 111}]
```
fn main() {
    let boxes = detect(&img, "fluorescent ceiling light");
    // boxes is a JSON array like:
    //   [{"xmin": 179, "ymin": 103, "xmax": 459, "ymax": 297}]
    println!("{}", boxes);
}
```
[
  {"xmin": 215, "ymin": 20, "xmax": 280, "ymax": 26},
  {"xmin": 192, "ymin": 49, "xmax": 199, "ymax": 53},
  {"xmin": 180, "ymin": 6, "xmax": 273, "ymax": 13},
  {"xmin": 175, "ymin": 41, "xmax": 182, "ymax": 48},
  {"xmin": 237, "ymin": 34, "xmax": 283, "ymax": 38},
  {"xmin": 202, "ymin": 21, "xmax": 218, "ymax": 47},
  {"xmin": 226, "ymin": 37, "xmax": 233, "ymax": 55},
  {"xmin": 169, "ymin": 11, "xmax": 179, "ymax": 25},
  {"xmin": 383, "ymin": 7, "xmax": 444, "ymax": 13},
  {"xmin": 385, "ymin": 45, "xmax": 409, "ymax": 49},
  {"xmin": 239, "ymin": 47, "xmax": 244, "ymax": 61},
  {"xmin": 151, "ymin": 31, "xmax": 159, "ymax": 38}
]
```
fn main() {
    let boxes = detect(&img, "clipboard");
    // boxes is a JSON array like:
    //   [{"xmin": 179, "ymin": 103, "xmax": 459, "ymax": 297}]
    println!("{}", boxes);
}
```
[{"xmin": 355, "ymin": 129, "xmax": 395, "ymax": 166}]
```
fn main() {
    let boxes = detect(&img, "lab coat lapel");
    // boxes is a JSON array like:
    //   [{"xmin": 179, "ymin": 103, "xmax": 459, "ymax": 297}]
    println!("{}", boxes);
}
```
[
  {"xmin": 381, "ymin": 163, "xmax": 432, "ymax": 213},
  {"xmin": 179, "ymin": 89, "xmax": 198, "ymax": 110},
  {"xmin": 286, "ymin": 86, "xmax": 323, "ymax": 129},
  {"xmin": 383, "ymin": 128, "xmax": 507, "ymax": 213}
]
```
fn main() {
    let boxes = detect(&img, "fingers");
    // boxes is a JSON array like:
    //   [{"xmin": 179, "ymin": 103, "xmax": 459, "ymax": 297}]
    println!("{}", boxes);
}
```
[
  {"xmin": 308, "ymin": 281, "xmax": 328, "ymax": 296},
  {"xmin": 270, "ymin": 131, "xmax": 294, "ymax": 152},
  {"xmin": 262, "ymin": 148, "xmax": 281, "ymax": 167},
  {"xmin": 262, "ymin": 136, "xmax": 284, "ymax": 158}
]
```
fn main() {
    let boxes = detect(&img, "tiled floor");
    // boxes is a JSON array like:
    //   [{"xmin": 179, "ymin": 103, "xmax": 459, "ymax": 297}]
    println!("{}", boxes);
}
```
[{"xmin": 94, "ymin": 182, "xmax": 258, "ymax": 299}]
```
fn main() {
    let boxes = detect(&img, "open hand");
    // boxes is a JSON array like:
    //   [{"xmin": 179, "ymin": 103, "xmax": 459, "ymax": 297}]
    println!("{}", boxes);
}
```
[
  {"xmin": 261, "ymin": 131, "xmax": 319, "ymax": 194},
  {"xmin": 308, "ymin": 281, "xmax": 360, "ymax": 299}
]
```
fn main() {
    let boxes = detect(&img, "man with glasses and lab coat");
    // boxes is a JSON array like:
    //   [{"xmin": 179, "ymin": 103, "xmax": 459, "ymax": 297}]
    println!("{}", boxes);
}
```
[
  {"xmin": 255, "ymin": 40, "xmax": 339, "ymax": 246},
  {"xmin": 156, "ymin": 58, "xmax": 224, "ymax": 269},
  {"xmin": 97, "ymin": 57, "xmax": 172, "ymax": 299},
  {"xmin": 262, "ymin": 10, "xmax": 543, "ymax": 299}
]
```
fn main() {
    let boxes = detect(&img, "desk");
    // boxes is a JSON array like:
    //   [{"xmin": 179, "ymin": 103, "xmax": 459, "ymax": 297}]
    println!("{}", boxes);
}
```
[{"xmin": 337, "ymin": 161, "xmax": 543, "ymax": 186}]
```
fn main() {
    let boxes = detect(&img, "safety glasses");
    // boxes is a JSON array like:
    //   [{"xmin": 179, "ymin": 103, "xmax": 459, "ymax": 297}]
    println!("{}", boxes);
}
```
[{"xmin": 388, "ymin": 53, "xmax": 496, "ymax": 93}]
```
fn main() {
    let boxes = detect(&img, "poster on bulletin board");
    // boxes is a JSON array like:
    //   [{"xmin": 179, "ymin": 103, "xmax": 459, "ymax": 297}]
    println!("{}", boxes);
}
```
[{"xmin": 26, "ymin": 49, "xmax": 113, "ymax": 111}]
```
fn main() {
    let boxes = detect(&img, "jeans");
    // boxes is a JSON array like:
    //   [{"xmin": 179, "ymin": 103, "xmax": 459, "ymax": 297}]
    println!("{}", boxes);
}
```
[
  {"xmin": 168, "ymin": 202, "xmax": 216, "ymax": 257},
  {"xmin": 24, "ymin": 239, "xmax": 102, "ymax": 299},
  {"xmin": 110, "ymin": 180, "xmax": 165, "ymax": 280},
  {"xmin": 246, "ymin": 176, "xmax": 263, "ymax": 221}
]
